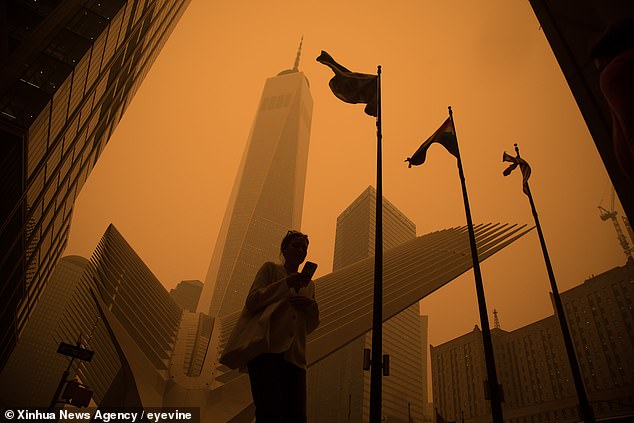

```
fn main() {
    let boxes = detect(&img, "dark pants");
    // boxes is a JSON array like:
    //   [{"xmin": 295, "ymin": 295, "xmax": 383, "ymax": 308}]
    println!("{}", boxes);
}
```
[{"xmin": 247, "ymin": 353, "xmax": 307, "ymax": 423}]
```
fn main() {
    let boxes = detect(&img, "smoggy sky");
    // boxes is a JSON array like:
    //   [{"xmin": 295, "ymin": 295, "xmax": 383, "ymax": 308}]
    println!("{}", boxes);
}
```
[{"xmin": 65, "ymin": 0, "xmax": 628, "ymax": 351}]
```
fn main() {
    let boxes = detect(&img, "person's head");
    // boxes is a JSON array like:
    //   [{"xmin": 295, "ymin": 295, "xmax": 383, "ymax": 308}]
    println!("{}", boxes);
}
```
[{"xmin": 280, "ymin": 230, "xmax": 309, "ymax": 267}]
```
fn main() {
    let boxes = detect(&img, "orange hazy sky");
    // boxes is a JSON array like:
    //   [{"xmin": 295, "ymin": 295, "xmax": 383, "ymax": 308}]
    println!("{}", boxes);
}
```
[{"xmin": 65, "ymin": 0, "xmax": 627, "ymax": 351}]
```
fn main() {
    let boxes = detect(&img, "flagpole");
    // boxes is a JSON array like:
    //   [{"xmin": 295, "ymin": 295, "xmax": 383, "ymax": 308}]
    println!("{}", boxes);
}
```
[
  {"xmin": 369, "ymin": 64, "xmax": 383, "ymax": 423},
  {"xmin": 514, "ymin": 144, "xmax": 595, "ymax": 423},
  {"xmin": 449, "ymin": 106, "xmax": 504, "ymax": 423}
]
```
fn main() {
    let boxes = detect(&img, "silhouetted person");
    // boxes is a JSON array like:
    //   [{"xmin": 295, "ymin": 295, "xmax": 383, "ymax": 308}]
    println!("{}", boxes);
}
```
[
  {"xmin": 220, "ymin": 230, "xmax": 319, "ymax": 423},
  {"xmin": 590, "ymin": 18, "xmax": 634, "ymax": 186}
]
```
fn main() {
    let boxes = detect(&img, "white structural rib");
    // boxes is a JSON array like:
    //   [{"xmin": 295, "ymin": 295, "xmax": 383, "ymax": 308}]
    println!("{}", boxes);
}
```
[
  {"xmin": 214, "ymin": 223, "xmax": 532, "ymax": 373},
  {"xmin": 307, "ymin": 223, "xmax": 532, "ymax": 365}
]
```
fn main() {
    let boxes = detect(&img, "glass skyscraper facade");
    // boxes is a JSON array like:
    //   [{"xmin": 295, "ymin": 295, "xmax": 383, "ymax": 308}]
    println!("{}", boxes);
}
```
[
  {"xmin": 0, "ymin": 255, "xmax": 88, "ymax": 407},
  {"xmin": 199, "ymin": 57, "xmax": 313, "ymax": 318},
  {"xmin": 0, "ymin": 0, "xmax": 191, "ymax": 371},
  {"xmin": 307, "ymin": 186, "xmax": 426, "ymax": 423}
]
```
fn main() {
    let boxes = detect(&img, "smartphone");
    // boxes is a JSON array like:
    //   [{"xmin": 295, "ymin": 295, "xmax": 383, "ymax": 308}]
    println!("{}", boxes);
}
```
[
  {"xmin": 301, "ymin": 261, "xmax": 318, "ymax": 280},
  {"xmin": 295, "ymin": 261, "xmax": 317, "ymax": 293}
]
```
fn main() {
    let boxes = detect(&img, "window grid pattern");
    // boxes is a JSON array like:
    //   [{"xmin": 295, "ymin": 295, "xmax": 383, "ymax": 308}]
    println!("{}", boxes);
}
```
[
  {"xmin": 431, "ymin": 261, "xmax": 634, "ymax": 422},
  {"xmin": 0, "ymin": 0, "xmax": 192, "ymax": 370}
]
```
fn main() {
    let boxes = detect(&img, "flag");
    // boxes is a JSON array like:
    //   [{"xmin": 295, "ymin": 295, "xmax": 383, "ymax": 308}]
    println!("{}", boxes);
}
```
[
  {"xmin": 316, "ymin": 51, "xmax": 378, "ymax": 117},
  {"xmin": 405, "ymin": 117, "xmax": 459, "ymax": 167},
  {"xmin": 502, "ymin": 151, "xmax": 531, "ymax": 195}
]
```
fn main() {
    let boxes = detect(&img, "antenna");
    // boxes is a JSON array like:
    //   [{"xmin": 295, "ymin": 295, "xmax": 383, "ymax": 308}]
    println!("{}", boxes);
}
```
[{"xmin": 292, "ymin": 36, "xmax": 303, "ymax": 71}]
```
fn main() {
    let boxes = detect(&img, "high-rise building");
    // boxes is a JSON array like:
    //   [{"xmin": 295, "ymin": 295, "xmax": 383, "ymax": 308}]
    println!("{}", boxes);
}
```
[
  {"xmin": 198, "ymin": 41, "xmax": 313, "ymax": 318},
  {"xmin": 308, "ymin": 186, "xmax": 426, "ymax": 423},
  {"xmin": 560, "ymin": 261, "xmax": 634, "ymax": 419},
  {"xmin": 431, "ymin": 261, "xmax": 634, "ymax": 423},
  {"xmin": 0, "ymin": 255, "xmax": 89, "ymax": 407},
  {"xmin": 170, "ymin": 279, "xmax": 203, "ymax": 312},
  {"xmin": 431, "ymin": 325, "xmax": 497, "ymax": 423},
  {"xmin": 0, "ymin": 0, "xmax": 192, "ymax": 372}
]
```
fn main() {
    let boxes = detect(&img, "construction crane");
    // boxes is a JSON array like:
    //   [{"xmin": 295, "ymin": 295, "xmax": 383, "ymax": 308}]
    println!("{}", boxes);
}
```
[{"xmin": 598, "ymin": 189, "xmax": 633, "ymax": 261}]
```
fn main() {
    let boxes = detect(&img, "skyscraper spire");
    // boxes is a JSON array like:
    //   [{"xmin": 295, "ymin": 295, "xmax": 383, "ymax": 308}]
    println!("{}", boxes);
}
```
[{"xmin": 293, "ymin": 36, "xmax": 303, "ymax": 71}]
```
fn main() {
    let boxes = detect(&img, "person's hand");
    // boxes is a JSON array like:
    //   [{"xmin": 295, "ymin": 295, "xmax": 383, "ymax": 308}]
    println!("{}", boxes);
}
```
[
  {"xmin": 286, "ymin": 272, "xmax": 309, "ymax": 291},
  {"xmin": 288, "ymin": 296, "xmax": 316, "ymax": 308}
]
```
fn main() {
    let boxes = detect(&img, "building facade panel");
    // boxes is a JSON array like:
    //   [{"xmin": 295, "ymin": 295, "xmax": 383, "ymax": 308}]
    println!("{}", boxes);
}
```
[
  {"xmin": 0, "ymin": 0, "xmax": 192, "ymax": 371},
  {"xmin": 0, "ymin": 255, "xmax": 89, "ymax": 407},
  {"xmin": 431, "ymin": 261, "xmax": 634, "ymax": 422}
]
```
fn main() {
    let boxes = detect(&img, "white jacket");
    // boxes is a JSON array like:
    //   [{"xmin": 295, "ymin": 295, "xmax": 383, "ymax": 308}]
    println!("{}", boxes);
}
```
[{"xmin": 220, "ymin": 262, "xmax": 319, "ymax": 370}]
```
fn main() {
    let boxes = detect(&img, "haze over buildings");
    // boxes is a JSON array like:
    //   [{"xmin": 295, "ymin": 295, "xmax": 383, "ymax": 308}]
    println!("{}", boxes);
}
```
[
  {"xmin": 198, "ymin": 42, "xmax": 313, "ymax": 318},
  {"xmin": 2, "ymin": 0, "xmax": 631, "ymax": 418},
  {"xmin": 59, "ymin": 1, "xmax": 629, "ymax": 364}
]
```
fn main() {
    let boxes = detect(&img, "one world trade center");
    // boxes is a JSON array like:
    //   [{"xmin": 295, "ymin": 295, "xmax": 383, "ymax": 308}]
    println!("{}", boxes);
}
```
[{"xmin": 198, "ymin": 40, "xmax": 313, "ymax": 318}]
